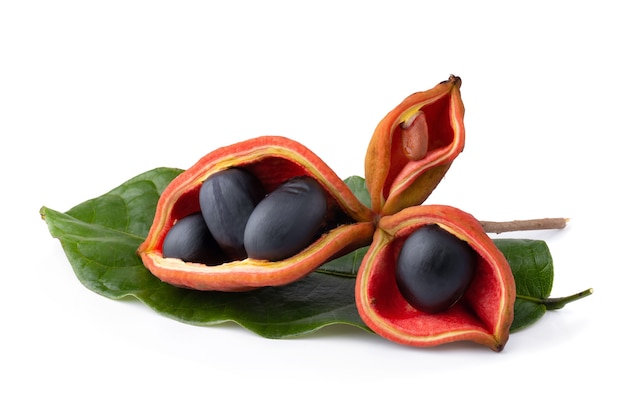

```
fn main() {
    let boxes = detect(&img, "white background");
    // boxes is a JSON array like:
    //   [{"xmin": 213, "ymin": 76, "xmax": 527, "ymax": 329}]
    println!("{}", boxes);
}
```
[{"xmin": 2, "ymin": 1, "xmax": 623, "ymax": 415}]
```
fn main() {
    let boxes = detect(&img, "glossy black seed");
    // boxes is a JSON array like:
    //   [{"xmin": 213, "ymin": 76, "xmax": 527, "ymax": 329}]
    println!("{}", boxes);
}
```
[
  {"xmin": 244, "ymin": 176, "xmax": 327, "ymax": 261},
  {"xmin": 396, "ymin": 224, "xmax": 477, "ymax": 313},
  {"xmin": 199, "ymin": 168, "xmax": 265, "ymax": 260},
  {"xmin": 162, "ymin": 213, "xmax": 225, "ymax": 265}
]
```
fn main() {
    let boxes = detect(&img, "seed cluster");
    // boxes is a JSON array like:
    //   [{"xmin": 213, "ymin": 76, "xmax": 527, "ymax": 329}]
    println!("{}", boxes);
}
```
[{"xmin": 162, "ymin": 168, "xmax": 328, "ymax": 264}]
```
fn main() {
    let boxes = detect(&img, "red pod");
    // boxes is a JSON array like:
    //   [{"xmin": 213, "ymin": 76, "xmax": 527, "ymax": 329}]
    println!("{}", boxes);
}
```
[
  {"xmin": 355, "ymin": 205, "xmax": 516, "ymax": 351},
  {"xmin": 365, "ymin": 75, "xmax": 465, "ymax": 216},
  {"xmin": 138, "ymin": 136, "xmax": 375, "ymax": 291}
]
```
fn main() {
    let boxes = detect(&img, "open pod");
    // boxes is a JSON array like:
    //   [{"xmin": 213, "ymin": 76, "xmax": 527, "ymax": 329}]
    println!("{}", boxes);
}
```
[
  {"xmin": 365, "ymin": 75, "xmax": 465, "ymax": 216},
  {"xmin": 355, "ymin": 205, "xmax": 516, "ymax": 351},
  {"xmin": 138, "ymin": 136, "xmax": 375, "ymax": 291}
]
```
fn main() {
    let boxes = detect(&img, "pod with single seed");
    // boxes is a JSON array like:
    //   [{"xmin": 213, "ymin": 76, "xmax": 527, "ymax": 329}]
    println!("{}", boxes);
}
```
[
  {"xmin": 365, "ymin": 75, "xmax": 465, "ymax": 216},
  {"xmin": 355, "ymin": 205, "xmax": 516, "ymax": 351}
]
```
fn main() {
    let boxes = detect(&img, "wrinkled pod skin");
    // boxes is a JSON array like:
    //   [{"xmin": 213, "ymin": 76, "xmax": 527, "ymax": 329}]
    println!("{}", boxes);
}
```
[
  {"xmin": 138, "ymin": 136, "xmax": 375, "ymax": 291},
  {"xmin": 355, "ymin": 205, "xmax": 516, "ymax": 352}
]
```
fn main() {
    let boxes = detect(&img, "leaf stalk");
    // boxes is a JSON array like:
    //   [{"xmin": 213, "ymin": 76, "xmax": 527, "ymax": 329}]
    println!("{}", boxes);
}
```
[{"xmin": 516, "ymin": 288, "xmax": 593, "ymax": 310}]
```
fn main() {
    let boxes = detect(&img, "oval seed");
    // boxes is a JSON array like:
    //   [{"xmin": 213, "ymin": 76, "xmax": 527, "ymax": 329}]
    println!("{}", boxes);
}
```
[{"xmin": 395, "ymin": 224, "xmax": 477, "ymax": 313}]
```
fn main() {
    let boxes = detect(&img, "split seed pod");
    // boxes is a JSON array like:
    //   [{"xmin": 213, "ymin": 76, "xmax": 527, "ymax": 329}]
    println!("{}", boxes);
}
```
[
  {"xmin": 355, "ymin": 205, "xmax": 516, "ymax": 351},
  {"xmin": 365, "ymin": 75, "xmax": 465, "ymax": 216},
  {"xmin": 138, "ymin": 136, "xmax": 375, "ymax": 291}
]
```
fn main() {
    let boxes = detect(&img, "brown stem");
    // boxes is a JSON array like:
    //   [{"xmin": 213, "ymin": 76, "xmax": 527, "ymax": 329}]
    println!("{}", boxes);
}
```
[{"xmin": 480, "ymin": 218, "xmax": 569, "ymax": 234}]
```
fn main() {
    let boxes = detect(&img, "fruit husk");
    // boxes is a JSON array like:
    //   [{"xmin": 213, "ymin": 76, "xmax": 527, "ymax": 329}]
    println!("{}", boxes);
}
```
[
  {"xmin": 138, "ymin": 136, "xmax": 375, "ymax": 291},
  {"xmin": 355, "ymin": 204, "xmax": 516, "ymax": 351},
  {"xmin": 365, "ymin": 75, "xmax": 465, "ymax": 216}
]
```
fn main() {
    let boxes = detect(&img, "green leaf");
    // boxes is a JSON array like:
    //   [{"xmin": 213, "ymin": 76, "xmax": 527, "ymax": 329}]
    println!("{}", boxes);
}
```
[
  {"xmin": 317, "ymin": 247, "xmax": 370, "ymax": 278},
  {"xmin": 41, "ymin": 168, "xmax": 367, "ymax": 338},
  {"xmin": 495, "ymin": 239, "xmax": 592, "ymax": 330},
  {"xmin": 42, "ymin": 168, "xmax": 586, "ymax": 340},
  {"xmin": 493, "ymin": 239, "xmax": 554, "ymax": 332},
  {"xmin": 65, "ymin": 167, "xmax": 183, "ymax": 237},
  {"xmin": 42, "ymin": 168, "xmax": 183, "ymax": 297},
  {"xmin": 343, "ymin": 175, "xmax": 371, "ymax": 208}
]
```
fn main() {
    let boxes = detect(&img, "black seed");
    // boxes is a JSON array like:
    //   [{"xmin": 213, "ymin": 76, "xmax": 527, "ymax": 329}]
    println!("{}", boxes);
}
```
[
  {"xmin": 244, "ymin": 176, "xmax": 327, "ymax": 261},
  {"xmin": 162, "ymin": 213, "xmax": 225, "ymax": 265},
  {"xmin": 395, "ymin": 224, "xmax": 477, "ymax": 313},
  {"xmin": 199, "ymin": 168, "xmax": 265, "ymax": 260}
]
